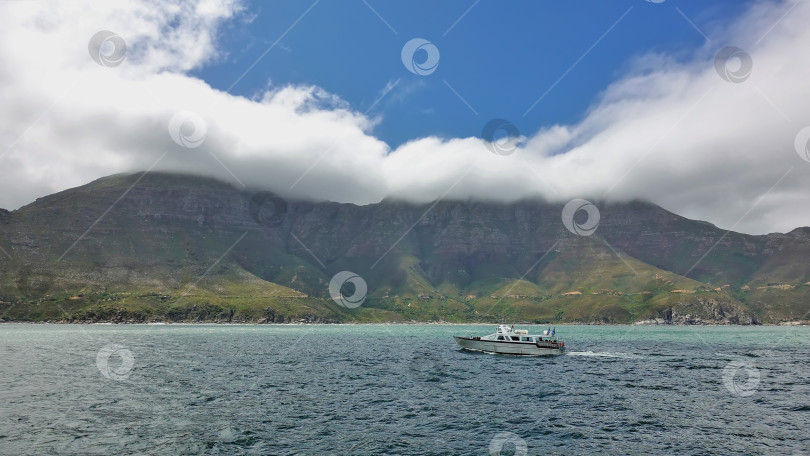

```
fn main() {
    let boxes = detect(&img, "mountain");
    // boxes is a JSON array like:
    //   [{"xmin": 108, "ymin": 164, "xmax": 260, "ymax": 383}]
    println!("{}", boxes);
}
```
[{"xmin": 1, "ymin": 172, "xmax": 808, "ymax": 324}]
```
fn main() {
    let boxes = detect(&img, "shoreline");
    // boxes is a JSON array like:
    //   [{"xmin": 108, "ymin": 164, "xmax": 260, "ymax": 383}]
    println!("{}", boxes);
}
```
[{"xmin": 1, "ymin": 320, "xmax": 807, "ymax": 326}]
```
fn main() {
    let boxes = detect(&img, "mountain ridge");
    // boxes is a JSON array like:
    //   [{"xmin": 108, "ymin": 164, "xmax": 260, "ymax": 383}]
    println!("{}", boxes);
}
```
[{"xmin": 1, "ymin": 171, "xmax": 808, "ymax": 324}]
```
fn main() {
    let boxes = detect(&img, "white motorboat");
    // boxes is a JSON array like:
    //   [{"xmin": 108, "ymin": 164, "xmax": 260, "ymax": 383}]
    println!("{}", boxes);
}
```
[{"xmin": 454, "ymin": 325, "xmax": 565, "ymax": 355}]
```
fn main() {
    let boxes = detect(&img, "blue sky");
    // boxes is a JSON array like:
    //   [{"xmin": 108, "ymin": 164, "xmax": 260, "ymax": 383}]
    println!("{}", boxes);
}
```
[
  {"xmin": 195, "ymin": 0, "xmax": 752, "ymax": 147},
  {"xmin": 4, "ymin": 0, "xmax": 810, "ymax": 234}
]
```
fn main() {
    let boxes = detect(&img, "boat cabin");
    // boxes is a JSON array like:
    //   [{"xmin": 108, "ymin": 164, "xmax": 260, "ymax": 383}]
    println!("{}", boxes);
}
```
[{"xmin": 489, "ymin": 325, "xmax": 556, "ymax": 343}]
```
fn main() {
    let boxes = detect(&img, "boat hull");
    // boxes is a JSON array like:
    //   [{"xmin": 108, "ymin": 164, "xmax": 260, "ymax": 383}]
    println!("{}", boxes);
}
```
[{"xmin": 454, "ymin": 336, "xmax": 564, "ymax": 356}]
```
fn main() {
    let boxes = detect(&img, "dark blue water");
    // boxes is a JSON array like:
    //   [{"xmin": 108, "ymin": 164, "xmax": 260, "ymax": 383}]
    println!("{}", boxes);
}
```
[{"xmin": 1, "ymin": 324, "xmax": 809, "ymax": 455}]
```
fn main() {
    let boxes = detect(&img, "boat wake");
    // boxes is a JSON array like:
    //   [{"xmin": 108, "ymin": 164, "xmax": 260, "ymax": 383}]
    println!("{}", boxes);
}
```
[{"xmin": 566, "ymin": 351, "xmax": 642, "ymax": 359}]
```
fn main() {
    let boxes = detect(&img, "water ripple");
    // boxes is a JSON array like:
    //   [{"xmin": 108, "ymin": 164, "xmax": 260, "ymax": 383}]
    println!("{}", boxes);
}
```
[{"xmin": 0, "ymin": 324, "xmax": 809, "ymax": 455}]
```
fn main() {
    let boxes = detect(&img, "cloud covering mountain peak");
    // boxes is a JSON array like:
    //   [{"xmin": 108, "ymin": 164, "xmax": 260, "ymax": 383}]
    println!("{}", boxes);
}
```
[{"xmin": 1, "ymin": 0, "xmax": 810, "ymax": 234}]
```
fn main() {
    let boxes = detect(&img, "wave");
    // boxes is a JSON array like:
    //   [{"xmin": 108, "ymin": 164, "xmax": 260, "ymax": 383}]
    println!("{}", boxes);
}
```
[{"xmin": 566, "ymin": 351, "xmax": 643, "ymax": 359}]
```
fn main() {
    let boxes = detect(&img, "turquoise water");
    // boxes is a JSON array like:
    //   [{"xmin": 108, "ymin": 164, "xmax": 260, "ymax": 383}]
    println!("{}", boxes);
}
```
[{"xmin": 1, "ymin": 324, "xmax": 809, "ymax": 455}]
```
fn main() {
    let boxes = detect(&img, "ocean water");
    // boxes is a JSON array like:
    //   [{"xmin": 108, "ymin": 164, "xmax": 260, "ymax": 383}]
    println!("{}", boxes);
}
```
[{"xmin": 1, "ymin": 324, "xmax": 809, "ymax": 455}]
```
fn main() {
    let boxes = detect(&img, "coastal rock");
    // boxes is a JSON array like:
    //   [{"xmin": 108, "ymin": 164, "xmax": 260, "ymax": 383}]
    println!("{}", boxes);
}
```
[{"xmin": 662, "ymin": 306, "xmax": 673, "ymax": 324}]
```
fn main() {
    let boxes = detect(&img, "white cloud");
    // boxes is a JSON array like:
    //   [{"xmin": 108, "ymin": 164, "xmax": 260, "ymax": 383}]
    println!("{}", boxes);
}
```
[{"xmin": 1, "ymin": 0, "xmax": 809, "ymax": 234}]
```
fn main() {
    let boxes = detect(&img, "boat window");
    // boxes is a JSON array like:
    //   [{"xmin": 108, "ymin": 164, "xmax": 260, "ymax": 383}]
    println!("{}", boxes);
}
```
[
  {"xmin": 511, "ymin": 336, "xmax": 520, "ymax": 341},
  {"xmin": 521, "ymin": 337, "xmax": 530, "ymax": 341},
  {"xmin": 497, "ymin": 336, "xmax": 505, "ymax": 341}
]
